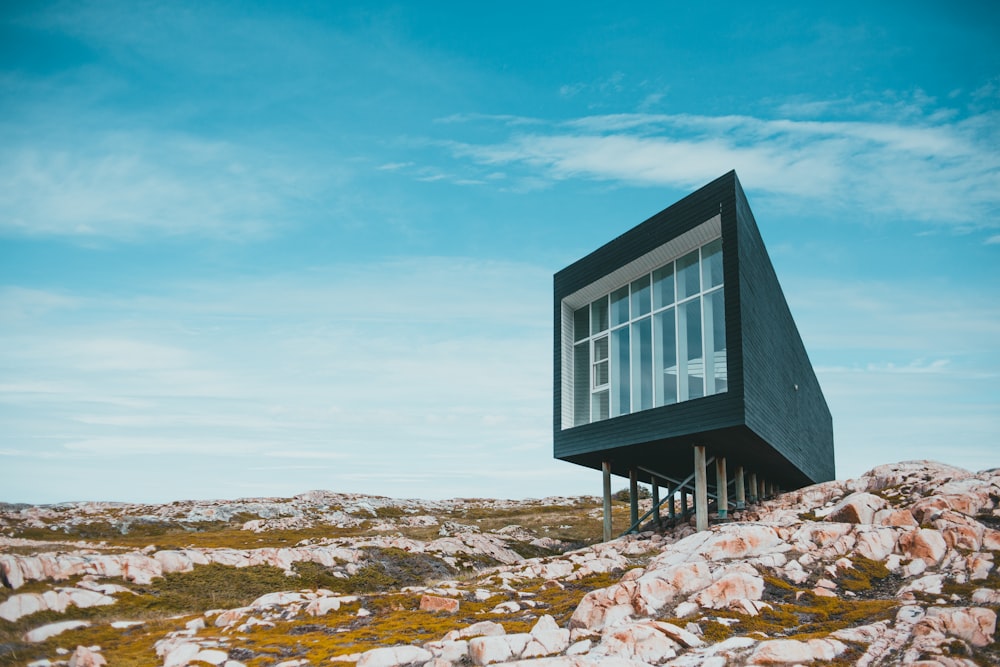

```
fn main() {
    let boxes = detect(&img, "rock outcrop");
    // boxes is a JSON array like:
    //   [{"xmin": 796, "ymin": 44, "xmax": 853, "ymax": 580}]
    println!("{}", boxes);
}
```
[{"xmin": 2, "ymin": 460, "xmax": 998, "ymax": 666}]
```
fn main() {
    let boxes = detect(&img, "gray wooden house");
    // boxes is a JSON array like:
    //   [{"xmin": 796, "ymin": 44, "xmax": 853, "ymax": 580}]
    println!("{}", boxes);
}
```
[{"xmin": 553, "ymin": 171, "xmax": 834, "ymax": 537}]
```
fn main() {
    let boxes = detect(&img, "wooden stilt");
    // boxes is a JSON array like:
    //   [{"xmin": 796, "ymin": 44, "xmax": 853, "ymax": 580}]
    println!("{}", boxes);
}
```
[
  {"xmin": 602, "ymin": 461, "xmax": 612, "ymax": 542},
  {"xmin": 716, "ymin": 456, "xmax": 728, "ymax": 519},
  {"xmin": 628, "ymin": 469, "xmax": 639, "ymax": 533},
  {"xmin": 651, "ymin": 477, "xmax": 661, "ymax": 528},
  {"xmin": 735, "ymin": 465, "xmax": 746, "ymax": 509},
  {"xmin": 694, "ymin": 445, "xmax": 708, "ymax": 532}
]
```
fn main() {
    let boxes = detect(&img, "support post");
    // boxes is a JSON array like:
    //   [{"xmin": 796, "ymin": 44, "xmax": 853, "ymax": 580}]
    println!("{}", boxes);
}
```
[
  {"xmin": 759, "ymin": 476, "xmax": 767, "ymax": 501},
  {"xmin": 602, "ymin": 461, "xmax": 612, "ymax": 542},
  {"xmin": 735, "ymin": 465, "xmax": 746, "ymax": 509},
  {"xmin": 668, "ymin": 484, "xmax": 676, "ymax": 519},
  {"xmin": 628, "ymin": 469, "xmax": 639, "ymax": 533},
  {"xmin": 694, "ymin": 445, "xmax": 708, "ymax": 532},
  {"xmin": 715, "ymin": 457, "xmax": 728, "ymax": 519},
  {"xmin": 749, "ymin": 472, "xmax": 758, "ymax": 503},
  {"xmin": 680, "ymin": 488, "xmax": 688, "ymax": 517},
  {"xmin": 651, "ymin": 477, "xmax": 661, "ymax": 528}
]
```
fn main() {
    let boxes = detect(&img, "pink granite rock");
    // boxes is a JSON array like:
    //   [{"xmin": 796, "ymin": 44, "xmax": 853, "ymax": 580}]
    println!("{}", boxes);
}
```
[
  {"xmin": 823, "ymin": 492, "xmax": 887, "ymax": 524},
  {"xmin": 750, "ymin": 638, "xmax": 847, "ymax": 664},
  {"xmin": 874, "ymin": 508, "xmax": 919, "ymax": 527},
  {"xmin": 922, "ymin": 606, "xmax": 997, "ymax": 647},
  {"xmin": 23, "ymin": 620, "xmax": 91, "ymax": 643},
  {"xmin": 932, "ymin": 510, "xmax": 985, "ymax": 551},
  {"xmin": 443, "ymin": 620, "xmax": 506, "ymax": 641},
  {"xmin": 853, "ymin": 527, "xmax": 900, "ymax": 561},
  {"xmin": 593, "ymin": 620, "xmax": 679, "ymax": 663},
  {"xmin": 68, "ymin": 645, "xmax": 107, "ymax": 667},
  {"xmin": 468, "ymin": 633, "xmax": 531, "ymax": 666},
  {"xmin": 899, "ymin": 528, "xmax": 948, "ymax": 566},
  {"xmin": 420, "ymin": 594, "xmax": 460, "ymax": 613},
  {"xmin": 522, "ymin": 615, "xmax": 570, "ymax": 658},
  {"xmin": 356, "ymin": 645, "xmax": 433, "ymax": 667},
  {"xmin": 690, "ymin": 567, "xmax": 764, "ymax": 610}
]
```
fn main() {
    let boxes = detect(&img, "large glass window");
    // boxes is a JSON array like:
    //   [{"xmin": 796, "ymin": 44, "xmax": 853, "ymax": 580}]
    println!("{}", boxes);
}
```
[
  {"xmin": 631, "ymin": 317, "xmax": 653, "ymax": 411},
  {"xmin": 610, "ymin": 327, "xmax": 630, "ymax": 417},
  {"xmin": 654, "ymin": 308, "xmax": 677, "ymax": 406},
  {"xmin": 571, "ymin": 237, "xmax": 726, "ymax": 425}
]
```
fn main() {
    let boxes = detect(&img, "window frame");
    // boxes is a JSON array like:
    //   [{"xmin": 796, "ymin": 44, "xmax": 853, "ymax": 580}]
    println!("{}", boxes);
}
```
[{"xmin": 571, "ymin": 236, "xmax": 726, "ymax": 426}]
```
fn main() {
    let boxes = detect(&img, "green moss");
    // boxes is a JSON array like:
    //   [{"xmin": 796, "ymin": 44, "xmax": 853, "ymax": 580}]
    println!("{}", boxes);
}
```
[
  {"xmin": 372, "ymin": 506, "xmax": 408, "ymax": 520},
  {"xmin": 701, "ymin": 619, "xmax": 733, "ymax": 642},
  {"xmin": 712, "ymin": 592, "xmax": 897, "ymax": 639},
  {"xmin": 506, "ymin": 541, "xmax": 558, "ymax": 560},
  {"xmin": 8, "ymin": 519, "xmax": 374, "ymax": 552},
  {"xmin": 836, "ymin": 555, "xmax": 891, "ymax": 592}
]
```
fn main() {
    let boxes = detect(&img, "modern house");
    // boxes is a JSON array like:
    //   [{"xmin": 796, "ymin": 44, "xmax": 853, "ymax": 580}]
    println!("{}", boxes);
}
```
[{"xmin": 553, "ymin": 171, "xmax": 834, "ymax": 538}]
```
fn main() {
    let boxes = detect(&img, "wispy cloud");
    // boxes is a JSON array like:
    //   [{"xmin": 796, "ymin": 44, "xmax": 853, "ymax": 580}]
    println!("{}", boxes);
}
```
[
  {"xmin": 0, "ymin": 132, "xmax": 325, "ymax": 240},
  {"xmin": 433, "ymin": 108, "xmax": 1000, "ymax": 227}
]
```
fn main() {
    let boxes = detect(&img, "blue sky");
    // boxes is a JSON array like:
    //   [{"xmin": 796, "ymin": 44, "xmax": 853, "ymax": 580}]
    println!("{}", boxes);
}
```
[{"xmin": 1, "ymin": 1, "xmax": 998, "ymax": 504}]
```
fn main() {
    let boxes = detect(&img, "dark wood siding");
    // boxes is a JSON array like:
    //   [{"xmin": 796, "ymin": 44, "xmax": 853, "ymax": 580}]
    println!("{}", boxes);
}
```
[{"xmin": 735, "ymin": 180, "xmax": 835, "ymax": 483}]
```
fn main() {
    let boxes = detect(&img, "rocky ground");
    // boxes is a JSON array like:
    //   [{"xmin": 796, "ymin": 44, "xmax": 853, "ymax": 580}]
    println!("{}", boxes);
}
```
[{"xmin": 0, "ymin": 460, "xmax": 997, "ymax": 666}]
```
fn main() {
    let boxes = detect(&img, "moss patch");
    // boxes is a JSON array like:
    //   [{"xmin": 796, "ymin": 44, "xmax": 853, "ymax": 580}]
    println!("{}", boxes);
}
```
[
  {"xmin": 712, "ymin": 592, "xmax": 898, "ymax": 639},
  {"xmin": 836, "ymin": 555, "xmax": 892, "ymax": 593}
]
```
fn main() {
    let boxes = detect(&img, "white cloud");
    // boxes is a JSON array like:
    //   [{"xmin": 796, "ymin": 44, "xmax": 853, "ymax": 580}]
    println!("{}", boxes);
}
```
[
  {"xmin": 61, "ymin": 437, "xmax": 279, "ymax": 457},
  {"xmin": 0, "ymin": 132, "xmax": 324, "ymax": 240},
  {"xmin": 439, "ymin": 109, "xmax": 1000, "ymax": 227}
]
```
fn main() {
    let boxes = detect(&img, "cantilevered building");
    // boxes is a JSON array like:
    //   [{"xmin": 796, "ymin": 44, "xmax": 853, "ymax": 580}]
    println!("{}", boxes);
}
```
[{"xmin": 553, "ymin": 171, "xmax": 834, "ymax": 538}]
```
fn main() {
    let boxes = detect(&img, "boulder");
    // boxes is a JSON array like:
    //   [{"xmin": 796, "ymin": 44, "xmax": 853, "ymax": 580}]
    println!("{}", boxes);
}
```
[
  {"xmin": 750, "ymin": 638, "xmax": 847, "ymax": 664},
  {"xmin": 933, "ymin": 510, "xmax": 985, "ymax": 551},
  {"xmin": 443, "ymin": 620, "xmax": 506, "ymax": 641},
  {"xmin": 68, "ymin": 646, "xmax": 106, "ymax": 667},
  {"xmin": 250, "ymin": 591, "xmax": 306, "ymax": 609},
  {"xmin": 690, "ymin": 568, "xmax": 764, "ymax": 610},
  {"xmin": 160, "ymin": 640, "xmax": 201, "ymax": 667},
  {"xmin": 652, "ymin": 621, "xmax": 704, "ymax": 648},
  {"xmin": 972, "ymin": 589, "xmax": 1000, "ymax": 605},
  {"xmin": 633, "ymin": 561, "xmax": 713, "ymax": 614},
  {"xmin": 853, "ymin": 527, "xmax": 900, "ymax": 561},
  {"xmin": 424, "ymin": 639, "xmax": 469, "ymax": 662},
  {"xmin": 356, "ymin": 646, "xmax": 433, "ymax": 667},
  {"xmin": 922, "ymin": 606, "xmax": 997, "ymax": 647},
  {"xmin": 23, "ymin": 620, "xmax": 91, "ymax": 643},
  {"xmin": 522, "ymin": 615, "xmax": 570, "ymax": 658},
  {"xmin": 120, "ymin": 553, "xmax": 162, "ymax": 585},
  {"xmin": 420, "ymin": 594, "xmax": 460, "ymax": 613},
  {"xmin": 0, "ymin": 554, "xmax": 25, "ymax": 589},
  {"xmin": 899, "ymin": 528, "xmax": 948, "ymax": 566},
  {"xmin": 823, "ymin": 492, "xmax": 887, "ymax": 524},
  {"xmin": 0, "ymin": 593, "xmax": 47, "ymax": 622},
  {"xmin": 193, "ymin": 649, "xmax": 229, "ymax": 665},
  {"xmin": 468, "ymin": 633, "xmax": 531, "ymax": 666},
  {"xmin": 305, "ymin": 595, "xmax": 357, "ymax": 616},
  {"xmin": 985, "ymin": 528, "xmax": 1000, "ymax": 551},
  {"xmin": 153, "ymin": 550, "xmax": 195, "ymax": 573},
  {"xmin": 593, "ymin": 620, "xmax": 679, "ymax": 663},
  {"xmin": 874, "ymin": 508, "xmax": 919, "ymax": 527}
]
